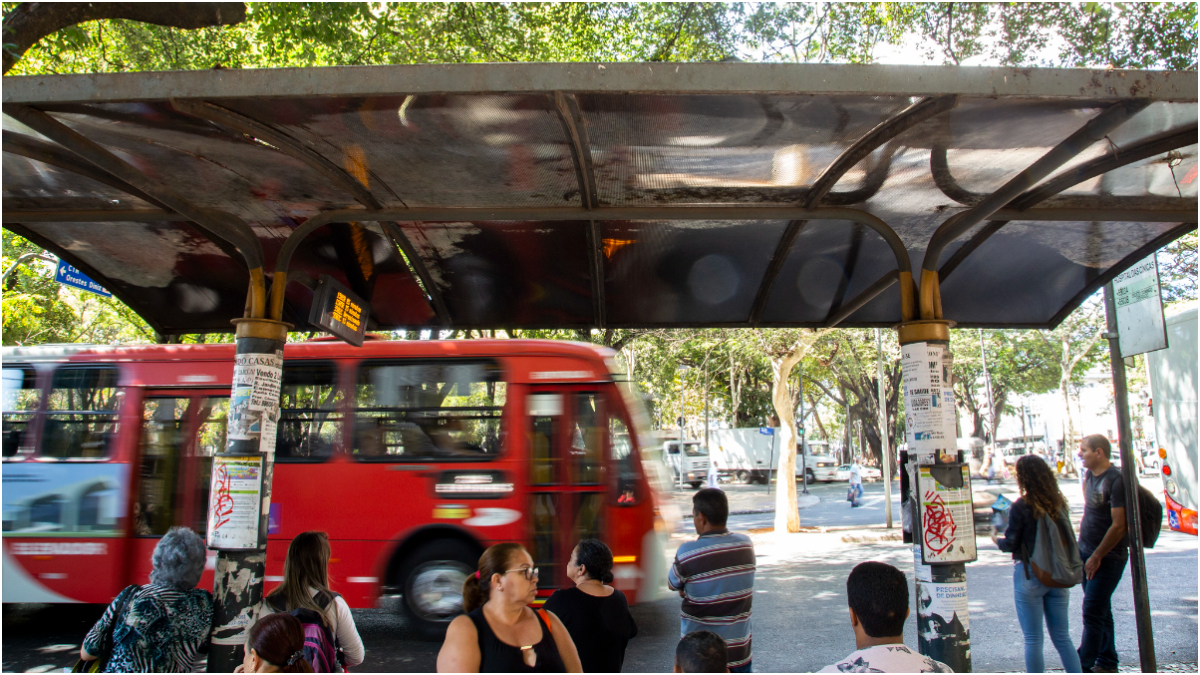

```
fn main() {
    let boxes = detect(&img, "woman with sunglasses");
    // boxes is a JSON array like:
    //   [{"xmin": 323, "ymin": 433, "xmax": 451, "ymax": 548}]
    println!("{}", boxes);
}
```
[{"xmin": 437, "ymin": 543, "xmax": 582, "ymax": 673}]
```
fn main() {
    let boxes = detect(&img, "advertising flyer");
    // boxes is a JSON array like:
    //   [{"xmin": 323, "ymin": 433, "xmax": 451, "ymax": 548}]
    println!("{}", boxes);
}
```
[
  {"xmin": 918, "ymin": 580, "xmax": 971, "ymax": 631},
  {"xmin": 227, "ymin": 350, "xmax": 283, "ymax": 455},
  {"xmin": 206, "ymin": 456, "xmax": 263, "ymax": 550},
  {"xmin": 902, "ymin": 342, "xmax": 957, "ymax": 464},
  {"xmin": 918, "ymin": 465, "xmax": 977, "ymax": 564}
]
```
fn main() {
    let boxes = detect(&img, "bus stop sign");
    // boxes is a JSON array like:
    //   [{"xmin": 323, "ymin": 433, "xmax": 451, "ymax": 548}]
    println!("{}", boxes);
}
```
[{"xmin": 1113, "ymin": 253, "xmax": 1168, "ymax": 357}]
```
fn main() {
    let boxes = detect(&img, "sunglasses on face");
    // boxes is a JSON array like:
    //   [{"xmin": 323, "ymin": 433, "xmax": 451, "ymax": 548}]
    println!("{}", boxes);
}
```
[{"xmin": 504, "ymin": 567, "xmax": 539, "ymax": 581}]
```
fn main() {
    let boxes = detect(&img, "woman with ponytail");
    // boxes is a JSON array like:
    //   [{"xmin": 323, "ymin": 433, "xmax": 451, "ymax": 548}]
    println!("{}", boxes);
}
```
[
  {"xmin": 544, "ymin": 539, "xmax": 638, "ymax": 672},
  {"xmin": 437, "ymin": 543, "xmax": 582, "ymax": 673},
  {"xmin": 234, "ymin": 613, "xmax": 315, "ymax": 673}
]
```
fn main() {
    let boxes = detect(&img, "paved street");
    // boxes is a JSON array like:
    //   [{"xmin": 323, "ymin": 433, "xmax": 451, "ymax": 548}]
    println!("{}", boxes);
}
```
[{"xmin": 4, "ymin": 475, "xmax": 1196, "ymax": 673}]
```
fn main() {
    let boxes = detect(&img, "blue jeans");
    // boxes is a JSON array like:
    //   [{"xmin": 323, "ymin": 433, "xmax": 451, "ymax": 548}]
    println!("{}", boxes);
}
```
[
  {"xmin": 1078, "ymin": 552, "xmax": 1127, "ymax": 671},
  {"xmin": 850, "ymin": 483, "xmax": 863, "ymax": 506},
  {"xmin": 1013, "ymin": 563, "xmax": 1082, "ymax": 672}
]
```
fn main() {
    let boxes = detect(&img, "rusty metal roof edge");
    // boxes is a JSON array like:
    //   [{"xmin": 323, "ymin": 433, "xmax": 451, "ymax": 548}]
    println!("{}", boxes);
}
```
[{"xmin": 3, "ymin": 63, "xmax": 1196, "ymax": 104}]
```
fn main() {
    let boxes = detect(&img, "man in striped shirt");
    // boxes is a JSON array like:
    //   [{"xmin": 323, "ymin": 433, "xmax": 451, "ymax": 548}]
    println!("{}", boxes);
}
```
[{"xmin": 669, "ymin": 488, "xmax": 756, "ymax": 672}]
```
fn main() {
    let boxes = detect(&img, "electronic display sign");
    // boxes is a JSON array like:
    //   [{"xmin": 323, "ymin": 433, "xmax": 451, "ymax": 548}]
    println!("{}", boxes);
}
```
[{"xmin": 308, "ymin": 275, "xmax": 369, "ymax": 346}]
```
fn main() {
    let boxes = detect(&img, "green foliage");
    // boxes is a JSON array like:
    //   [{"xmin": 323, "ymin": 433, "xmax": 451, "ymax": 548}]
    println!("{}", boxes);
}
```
[{"xmin": 2, "ymin": 231, "xmax": 154, "ymax": 346}]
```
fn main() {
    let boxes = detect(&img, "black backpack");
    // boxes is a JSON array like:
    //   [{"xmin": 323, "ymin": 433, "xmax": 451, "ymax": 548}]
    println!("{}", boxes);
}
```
[{"xmin": 1136, "ymin": 484, "xmax": 1163, "ymax": 549}]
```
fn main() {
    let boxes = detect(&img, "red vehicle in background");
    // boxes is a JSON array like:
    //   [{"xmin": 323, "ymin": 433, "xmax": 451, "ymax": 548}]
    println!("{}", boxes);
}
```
[{"xmin": 2, "ymin": 338, "xmax": 671, "ymax": 635}]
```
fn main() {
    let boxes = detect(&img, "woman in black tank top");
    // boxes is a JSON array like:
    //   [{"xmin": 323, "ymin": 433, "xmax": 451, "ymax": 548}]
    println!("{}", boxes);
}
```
[{"xmin": 437, "ymin": 543, "xmax": 581, "ymax": 673}]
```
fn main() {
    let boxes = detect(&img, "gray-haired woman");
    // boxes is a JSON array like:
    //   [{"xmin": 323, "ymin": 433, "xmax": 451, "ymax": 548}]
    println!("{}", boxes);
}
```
[{"xmin": 80, "ymin": 526, "xmax": 214, "ymax": 672}]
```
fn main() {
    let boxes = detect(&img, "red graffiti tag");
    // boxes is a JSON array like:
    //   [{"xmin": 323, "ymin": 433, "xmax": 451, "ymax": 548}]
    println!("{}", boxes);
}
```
[
  {"xmin": 923, "ymin": 491, "xmax": 957, "ymax": 556},
  {"xmin": 211, "ymin": 462, "xmax": 235, "ymax": 531}
]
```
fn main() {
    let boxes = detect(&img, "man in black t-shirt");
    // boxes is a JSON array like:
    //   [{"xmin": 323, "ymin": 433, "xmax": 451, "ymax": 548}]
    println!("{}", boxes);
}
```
[{"xmin": 1076, "ymin": 434, "xmax": 1128, "ymax": 673}]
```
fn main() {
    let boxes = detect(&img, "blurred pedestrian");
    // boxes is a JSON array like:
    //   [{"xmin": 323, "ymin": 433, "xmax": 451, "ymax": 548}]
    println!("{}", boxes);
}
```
[
  {"xmin": 818, "ymin": 562, "xmax": 952, "ymax": 673},
  {"xmin": 993, "ymin": 456, "xmax": 1083, "ymax": 673},
  {"xmin": 669, "ymin": 488, "xmax": 755, "ymax": 672},
  {"xmin": 265, "ymin": 532, "xmax": 365, "ymax": 670},
  {"xmin": 437, "ymin": 543, "xmax": 582, "ymax": 673},
  {"xmin": 1076, "ymin": 434, "xmax": 1129, "ymax": 673},
  {"xmin": 234, "ymin": 612, "xmax": 315, "ymax": 673},
  {"xmin": 849, "ymin": 458, "xmax": 864, "ymax": 507},
  {"xmin": 674, "ymin": 631, "xmax": 729, "ymax": 673},
  {"xmin": 544, "ymin": 539, "xmax": 638, "ymax": 672},
  {"xmin": 79, "ymin": 527, "xmax": 213, "ymax": 672}
]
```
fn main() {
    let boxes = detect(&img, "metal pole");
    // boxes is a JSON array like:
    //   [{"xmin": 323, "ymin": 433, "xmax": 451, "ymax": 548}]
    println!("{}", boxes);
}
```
[
  {"xmin": 877, "ymin": 328, "xmax": 894, "ymax": 528},
  {"xmin": 898, "ymin": 320, "xmax": 971, "ymax": 673},
  {"xmin": 800, "ymin": 371, "xmax": 809, "ymax": 495},
  {"xmin": 207, "ymin": 317, "xmax": 288, "ymax": 672},
  {"xmin": 1, "ymin": 252, "xmax": 56, "ymax": 284},
  {"xmin": 768, "ymin": 430, "xmax": 776, "ymax": 496},
  {"xmin": 1102, "ymin": 283, "xmax": 1157, "ymax": 673}
]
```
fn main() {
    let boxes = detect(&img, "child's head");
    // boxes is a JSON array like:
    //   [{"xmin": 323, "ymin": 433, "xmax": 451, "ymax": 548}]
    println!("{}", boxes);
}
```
[{"xmin": 674, "ymin": 631, "xmax": 729, "ymax": 673}]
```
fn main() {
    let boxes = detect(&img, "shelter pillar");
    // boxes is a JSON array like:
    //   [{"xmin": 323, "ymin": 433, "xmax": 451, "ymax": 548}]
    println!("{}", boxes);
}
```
[
  {"xmin": 206, "ymin": 315, "xmax": 289, "ymax": 672},
  {"xmin": 897, "ymin": 319, "xmax": 973, "ymax": 673}
]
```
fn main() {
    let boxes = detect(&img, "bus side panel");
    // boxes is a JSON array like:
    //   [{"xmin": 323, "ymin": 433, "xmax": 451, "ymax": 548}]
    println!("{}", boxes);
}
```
[
  {"xmin": 2, "ymin": 462, "xmax": 131, "ymax": 603},
  {"xmin": 1148, "ymin": 309, "xmax": 1197, "ymax": 534}
]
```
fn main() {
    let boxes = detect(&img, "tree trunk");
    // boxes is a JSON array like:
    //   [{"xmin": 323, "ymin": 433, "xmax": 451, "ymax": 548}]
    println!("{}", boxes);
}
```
[{"xmin": 772, "ymin": 349, "xmax": 805, "ymax": 534}]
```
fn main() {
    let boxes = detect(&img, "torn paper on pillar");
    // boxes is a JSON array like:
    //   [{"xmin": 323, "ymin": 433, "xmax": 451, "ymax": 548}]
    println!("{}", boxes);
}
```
[
  {"xmin": 918, "ymin": 580, "xmax": 971, "ymax": 633},
  {"xmin": 226, "ymin": 350, "xmax": 283, "ymax": 454},
  {"xmin": 902, "ymin": 342, "xmax": 958, "ymax": 465}
]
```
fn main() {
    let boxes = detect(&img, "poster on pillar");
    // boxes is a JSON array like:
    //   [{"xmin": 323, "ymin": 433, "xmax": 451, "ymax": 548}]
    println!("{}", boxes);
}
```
[
  {"xmin": 917, "ymin": 465, "xmax": 977, "ymax": 564},
  {"xmin": 227, "ymin": 350, "xmax": 283, "ymax": 455},
  {"xmin": 902, "ymin": 342, "xmax": 958, "ymax": 465},
  {"xmin": 206, "ymin": 455, "xmax": 263, "ymax": 550},
  {"xmin": 1113, "ymin": 253, "xmax": 1168, "ymax": 357}
]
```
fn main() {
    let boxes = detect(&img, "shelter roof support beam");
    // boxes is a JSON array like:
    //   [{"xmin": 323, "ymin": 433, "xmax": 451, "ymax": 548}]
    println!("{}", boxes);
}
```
[
  {"xmin": 9, "ymin": 206, "xmax": 1193, "ymax": 226},
  {"xmin": 748, "ymin": 95, "xmax": 957, "ymax": 325},
  {"xmin": 824, "ymin": 269, "xmax": 899, "ymax": 328},
  {"xmin": 2, "ymin": 103, "xmax": 265, "ymax": 282},
  {"xmin": 938, "ymin": 123, "xmax": 1199, "ymax": 283},
  {"xmin": 170, "ymin": 99, "xmax": 450, "ymax": 326},
  {"xmin": 551, "ymin": 92, "xmax": 604, "ymax": 328},
  {"xmin": 3, "ymin": 130, "xmax": 168, "ymax": 208},
  {"xmin": 920, "ymin": 100, "xmax": 1151, "ymax": 274}
]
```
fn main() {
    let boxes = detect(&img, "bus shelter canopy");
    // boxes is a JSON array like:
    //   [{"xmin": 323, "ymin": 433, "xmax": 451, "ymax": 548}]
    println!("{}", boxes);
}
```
[{"xmin": 3, "ymin": 63, "xmax": 1196, "ymax": 335}]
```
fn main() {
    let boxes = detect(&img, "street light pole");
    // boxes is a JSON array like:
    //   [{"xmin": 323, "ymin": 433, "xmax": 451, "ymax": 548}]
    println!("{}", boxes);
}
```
[{"xmin": 877, "ymin": 328, "xmax": 893, "ymax": 528}]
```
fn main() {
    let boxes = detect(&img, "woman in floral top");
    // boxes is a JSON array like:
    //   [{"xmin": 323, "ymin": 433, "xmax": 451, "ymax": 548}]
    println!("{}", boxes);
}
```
[{"xmin": 81, "ymin": 527, "xmax": 213, "ymax": 673}]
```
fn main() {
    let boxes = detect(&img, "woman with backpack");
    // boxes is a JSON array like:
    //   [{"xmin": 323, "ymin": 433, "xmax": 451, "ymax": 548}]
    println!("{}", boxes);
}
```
[
  {"xmin": 78, "ymin": 527, "xmax": 213, "ymax": 672},
  {"xmin": 265, "ymin": 531, "xmax": 365, "ymax": 671},
  {"xmin": 235, "ymin": 612, "xmax": 315, "ymax": 673},
  {"xmin": 544, "ymin": 539, "xmax": 638, "ymax": 672},
  {"xmin": 436, "ymin": 543, "xmax": 582, "ymax": 673},
  {"xmin": 993, "ymin": 456, "xmax": 1083, "ymax": 673}
]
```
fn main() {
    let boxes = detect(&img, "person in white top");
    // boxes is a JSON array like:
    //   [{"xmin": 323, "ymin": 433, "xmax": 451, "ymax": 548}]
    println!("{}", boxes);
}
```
[
  {"xmin": 265, "ymin": 531, "xmax": 365, "ymax": 669},
  {"xmin": 819, "ymin": 562, "xmax": 953, "ymax": 673},
  {"xmin": 848, "ymin": 459, "xmax": 864, "ymax": 507}
]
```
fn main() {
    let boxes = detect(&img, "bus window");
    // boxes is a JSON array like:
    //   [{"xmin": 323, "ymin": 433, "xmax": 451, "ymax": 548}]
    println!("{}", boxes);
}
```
[
  {"xmin": 610, "ymin": 415, "xmax": 640, "ymax": 505},
  {"xmin": 135, "ymin": 398, "xmax": 189, "ymax": 536},
  {"xmin": 276, "ymin": 362, "xmax": 341, "ymax": 461},
  {"xmin": 353, "ymin": 360, "xmax": 505, "ymax": 461},
  {"xmin": 192, "ymin": 397, "xmax": 229, "ymax": 535},
  {"xmin": 42, "ymin": 367, "xmax": 121, "ymax": 459},
  {"xmin": 572, "ymin": 394, "xmax": 602, "ymax": 485},
  {"xmin": 2, "ymin": 366, "xmax": 39, "ymax": 457}
]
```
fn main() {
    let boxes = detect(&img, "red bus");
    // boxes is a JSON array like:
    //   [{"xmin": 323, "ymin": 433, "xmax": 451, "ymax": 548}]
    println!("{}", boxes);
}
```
[{"xmin": 2, "ymin": 338, "xmax": 671, "ymax": 635}]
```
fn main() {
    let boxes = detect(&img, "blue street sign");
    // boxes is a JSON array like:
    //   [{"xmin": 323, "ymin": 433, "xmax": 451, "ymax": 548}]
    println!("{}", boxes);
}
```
[
  {"xmin": 758, "ymin": 426, "xmax": 774, "ymax": 436},
  {"xmin": 55, "ymin": 260, "xmax": 112, "ymax": 297}
]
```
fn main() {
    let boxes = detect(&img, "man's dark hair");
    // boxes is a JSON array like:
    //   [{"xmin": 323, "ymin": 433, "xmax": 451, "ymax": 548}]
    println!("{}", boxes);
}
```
[
  {"xmin": 692, "ymin": 488, "xmax": 729, "ymax": 527},
  {"xmin": 675, "ymin": 630, "xmax": 728, "ymax": 673},
  {"xmin": 846, "ymin": 561, "xmax": 909, "ymax": 638},
  {"xmin": 1083, "ymin": 434, "xmax": 1112, "ymax": 459}
]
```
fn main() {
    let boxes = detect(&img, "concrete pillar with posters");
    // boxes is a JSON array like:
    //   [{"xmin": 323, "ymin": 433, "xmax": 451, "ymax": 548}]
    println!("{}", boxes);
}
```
[
  {"xmin": 206, "ymin": 316, "xmax": 289, "ymax": 672},
  {"xmin": 897, "ymin": 319, "xmax": 975, "ymax": 673}
]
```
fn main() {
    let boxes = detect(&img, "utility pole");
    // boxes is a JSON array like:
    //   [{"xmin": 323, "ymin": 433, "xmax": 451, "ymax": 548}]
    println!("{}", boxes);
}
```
[
  {"xmin": 877, "ymin": 328, "xmax": 893, "ymax": 528},
  {"xmin": 979, "ymin": 329, "xmax": 995, "ymax": 443},
  {"xmin": 1103, "ymin": 283, "xmax": 1157, "ymax": 673},
  {"xmin": 799, "ymin": 370, "xmax": 808, "ymax": 495}
]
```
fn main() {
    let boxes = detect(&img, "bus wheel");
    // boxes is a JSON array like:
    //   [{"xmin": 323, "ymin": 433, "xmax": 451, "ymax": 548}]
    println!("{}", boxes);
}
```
[
  {"xmin": 736, "ymin": 470, "xmax": 751, "ymax": 485},
  {"xmin": 398, "ymin": 540, "xmax": 477, "ymax": 639}
]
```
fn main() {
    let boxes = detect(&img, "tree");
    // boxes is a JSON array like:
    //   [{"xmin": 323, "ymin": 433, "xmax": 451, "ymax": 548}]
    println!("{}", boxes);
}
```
[
  {"xmin": 2, "ymin": 2, "xmax": 245, "ymax": 73},
  {"xmin": 951, "ymin": 328, "xmax": 1060, "ymax": 443},
  {"xmin": 1035, "ymin": 300, "xmax": 1109, "ymax": 464}
]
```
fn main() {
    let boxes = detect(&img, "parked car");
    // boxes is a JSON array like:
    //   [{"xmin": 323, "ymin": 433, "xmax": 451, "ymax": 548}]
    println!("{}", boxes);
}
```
[{"xmin": 1142, "ymin": 448, "xmax": 1162, "ymax": 475}]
